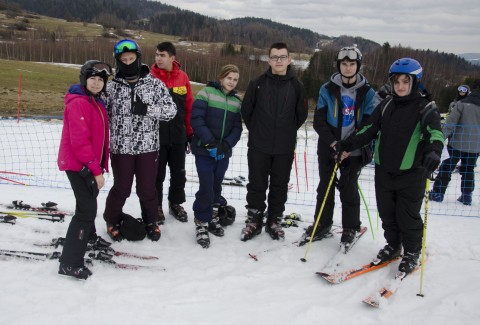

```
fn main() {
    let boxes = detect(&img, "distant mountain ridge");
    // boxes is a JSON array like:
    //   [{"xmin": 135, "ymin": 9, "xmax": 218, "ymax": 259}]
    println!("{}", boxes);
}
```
[
  {"xmin": 2, "ymin": 0, "xmax": 380, "ymax": 52},
  {"xmin": 459, "ymin": 53, "xmax": 480, "ymax": 66}
]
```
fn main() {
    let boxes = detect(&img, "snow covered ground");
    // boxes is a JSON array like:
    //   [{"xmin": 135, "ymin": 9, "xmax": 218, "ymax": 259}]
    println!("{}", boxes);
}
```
[{"xmin": 1, "ymin": 120, "xmax": 480, "ymax": 324}]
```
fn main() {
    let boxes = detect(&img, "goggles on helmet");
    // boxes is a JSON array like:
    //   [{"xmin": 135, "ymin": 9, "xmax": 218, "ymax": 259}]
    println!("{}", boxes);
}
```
[
  {"xmin": 91, "ymin": 62, "xmax": 112, "ymax": 76},
  {"xmin": 114, "ymin": 39, "xmax": 139, "ymax": 57},
  {"xmin": 458, "ymin": 85, "xmax": 469, "ymax": 93},
  {"xmin": 337, "ymin": 48, "xmax": 362, "ymax": 61}
]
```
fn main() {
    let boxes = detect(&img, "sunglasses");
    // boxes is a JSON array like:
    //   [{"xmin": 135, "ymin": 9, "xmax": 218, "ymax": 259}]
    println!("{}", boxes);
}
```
[
  {"xmin": 458, "ymin": 86, "xmax": 469, "ymax": 93},
  {"xmin": 337, "ymin": 48, "xmax": 361, "ymax": 61},
  {"xmin": 114, "ymin": 40, "xmax": 139, "ymax": 56},
  {"xmin": 92, "ymin": 62, "xmax": 112, "ymax": 76}
]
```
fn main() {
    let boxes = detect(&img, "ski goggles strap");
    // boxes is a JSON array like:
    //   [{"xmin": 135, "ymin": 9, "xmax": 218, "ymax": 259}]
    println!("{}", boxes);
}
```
[
  {"xmin": 337, "ymin": 48, "xmax": 361, "ymax": 61},
  {"xmin": 92, "ymin": 62, "xmax": 112, "ymax": 76},
  {"xmin": 114, "ymin": 39, "xmax": 139, "ymax": 56}
]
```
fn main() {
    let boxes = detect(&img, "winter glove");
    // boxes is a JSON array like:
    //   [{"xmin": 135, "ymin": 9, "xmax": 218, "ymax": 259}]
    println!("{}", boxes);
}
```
[
  {"xmin": 185, "ymin": 135, "xmax": 192, "ymax": 154},
  {"xmin": 216, "ymin": 141, "xmax": 231, "ymax": 156},
  {"xmin": 334, "ymin": 140, "xmax": 352, "ymax": 155},
  {"xmin": 333, "ymin": 140, "xmax": 351, "ymax": 163},
  {"xmin": 205, "ymin": 142, "xmax": 223, "ymax": 160},
  {"xmin": 132, "ymin": 95, "xmax": 148, "ymax": 116},
  {"xmin": 422, "ymin": 151, "xmax": 441, "ymax": 173}
]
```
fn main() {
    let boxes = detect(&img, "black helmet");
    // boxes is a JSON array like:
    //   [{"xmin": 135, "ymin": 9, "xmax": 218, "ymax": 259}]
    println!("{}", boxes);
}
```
[
  {"xmin": 113, "ymin": 39, "xmax": 142, "ymax": 59},
  {"xmin": 79, "ymin": 60, "xmax": 112, "ymax": 89},
  {"xmin": 218, "ymin": 205, "xmax": 236, "ymax": 227},
  {"xmin": 336, "ymin": 46, "xmax": 362, "ymax": 74}
]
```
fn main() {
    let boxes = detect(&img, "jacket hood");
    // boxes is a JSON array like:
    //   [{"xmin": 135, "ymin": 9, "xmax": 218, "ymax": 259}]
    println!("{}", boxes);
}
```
[
  {"xmin": 461, "ymin": 90, "xmax": 480, "ymax": 106},
  {"xmin": 265, "ymin": 65, "xmax": 295, "ymax": 81},
  {"xmin": 65, "ymin": 84, "xmax": 106, "ymax": 106},
  {"xmin": 150, "ymin": 60, "xmax": 182, "ymax": 79},
  {"xmin": 206, "ymin": 80, "xmax": 238, "ymax": 97},
  {"xmin": 330, "ymin": 72, "xmax": 367, "ymax": 92}
]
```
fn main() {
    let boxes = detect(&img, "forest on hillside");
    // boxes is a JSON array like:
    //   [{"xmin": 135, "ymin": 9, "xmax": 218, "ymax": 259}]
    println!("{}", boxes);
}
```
[{"xmin": 1, "ymin": 0, "xmax": 479, "ymax": 111}]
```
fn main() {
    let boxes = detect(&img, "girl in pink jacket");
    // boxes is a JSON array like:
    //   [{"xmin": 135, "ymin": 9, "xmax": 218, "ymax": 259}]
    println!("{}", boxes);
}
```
[{"xmin": 56, "ymin": 60, "xmax": 111, "ymax": 280}]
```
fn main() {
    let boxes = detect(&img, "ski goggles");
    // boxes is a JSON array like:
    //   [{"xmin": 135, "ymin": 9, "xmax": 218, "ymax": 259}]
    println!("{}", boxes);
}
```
[
  {"xmin": 91, "ymin": 62, "xmax": 112, "ymax": 76},
  {"xmin": 337, "ymin": 48, "xmax": 362, "ymax": 61},
  {"xmin": 114, "ymin": 39, "xmax": 139, "ymax": 56},
  {"xmin": 458, "ymin": 85, "xmax": 469, "ymax": 93}
]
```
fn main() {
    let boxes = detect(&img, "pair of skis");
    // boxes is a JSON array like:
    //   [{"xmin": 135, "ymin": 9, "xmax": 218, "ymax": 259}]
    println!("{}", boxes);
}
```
[
  {"xmin": 0, "ymin": 200, "xmax": 69, "ymax": 223},
  {"xmin": 0, "ymin": 248, "xmax": 165, "ymax": 271},
  {"xmin": 317, "ymin": 254, "xmax": 426, "ymax": 308},
  {"xmin": 35, "ymin": 237, "xmax": 159, "ymax": 261}
]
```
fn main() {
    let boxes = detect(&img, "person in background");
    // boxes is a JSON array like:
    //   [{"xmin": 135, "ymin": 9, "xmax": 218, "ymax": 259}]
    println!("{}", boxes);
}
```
[
  {"xmin": 298, "ymin": 46, "xmax": 375, "ymax": 248},
  {"xmin": 190, "ymin": 64, "xmax": 242, "ymax": 248},
  {"xmin": 57, "ymin": 60, "xmax": 112, "ymax": 280},
  {"xmin": 240, "ymin": 42, "xmax": 308, "ymax": 242},
  {"xmin": 430, "ymin": 81, "xmax": 480, "ymax": 206},
  {"xmin": 103, "ymin": 39, "xmax": 177, "ymax": 242},
  {"xmin": 335, "ymin": 58, "xmax": 444, "ymax": 275},
  {"xmin": 144, "ymin": 41, "xmax": 194, "ymax": 224},
  {"xmin": 446, "ymin": 85, "xmax": 470, "ymax": 119}
]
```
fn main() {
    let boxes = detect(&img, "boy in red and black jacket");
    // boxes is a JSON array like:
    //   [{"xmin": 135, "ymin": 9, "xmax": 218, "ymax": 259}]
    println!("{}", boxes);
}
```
[{"xmin": 148, "ymin": 42, "xmax": 194, "ymax": 224}]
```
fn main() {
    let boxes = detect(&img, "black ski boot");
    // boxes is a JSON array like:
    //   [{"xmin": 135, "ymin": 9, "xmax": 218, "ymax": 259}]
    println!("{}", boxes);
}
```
[
  {"xmin": 106, "ymin": 223, "xmax": 123, "ymax": 242},
  {"xmin": 398, "ymin": 251, "xmax": 420, "ymax": 274},
  {"xmin": 195, "ymin": 218, "xmax": 210, "ymax": 248},
  {"xmin": 208, "ymin": 205, "xmax": 224, "ymax": 237},
  {"xmin": 146, "ymin": 222, "xmax": 161, "ymax": 241},
  {"xmin": 340, "ymin": 227, "xmax": 361, "ymax": 245},
  {"xmin": 265, "ymin": 213, "xmax": 285, "ymax": 240},
  {"xmin": 373, "ymin": 244, "xmax": 402, "ymax": 265},
  {"xmin": 240, "ymin": 208, "xmax": 264, "ymax": 242},
  {"xmin": 58, "ymin": 263, "xmax": 92, "ymax": 280},
  {"xmin": 169, "ymin": 203, "xmax": 188, "ymax": 222},
  {"xmin": 297, "ymin": 224, "xmax": 332, "ymax": 246}
]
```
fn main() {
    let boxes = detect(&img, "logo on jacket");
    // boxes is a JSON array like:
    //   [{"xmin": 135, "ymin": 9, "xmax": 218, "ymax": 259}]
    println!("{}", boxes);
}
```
[
  {"xmin": 342, "ymin": 95, "xmax": 355, "ymax": 127},
  {"xmin": 173, "ymin": 86, "xmax": 187, "ymax": 95}
]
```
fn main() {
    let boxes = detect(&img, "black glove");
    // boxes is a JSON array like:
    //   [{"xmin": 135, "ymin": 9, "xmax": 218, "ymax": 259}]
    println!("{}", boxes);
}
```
[
  {"xmin": 185, "ymin": 135, "xmax": 192, "ymax": 154},
  {"xmin": 132, "ymin": 95, "xmax": 148, "ymax": 116},
  {"xmin": 217, "ymin": 141, "xmax": 230, "ymax": 156},
  {"xmin": 335, "ymin": 140, "xmax": 351, "ymax": 155},
  {"xmin": 423, "ymin": 151, "xmax": 441, "ymax": 172}
]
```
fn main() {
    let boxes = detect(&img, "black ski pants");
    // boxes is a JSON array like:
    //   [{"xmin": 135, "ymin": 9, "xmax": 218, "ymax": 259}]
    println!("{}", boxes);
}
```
[
  {"xmin": 156, "ymin": 143, "xmax": 187, "ymax": 206},
  {"xmin": 375, "ymin": 167, "xmax": 425, "ymax": 253},
  {"xmin": 433, "ymin": 145, "xmax": 479, "ymax": 195},
  {"xmin": 104, "ymin": 151, "xmax": 159, "ymax": 225},
  {"xmin": 314, "ymin": 155, "xmax": 363, "ymax": 230},
  {"xmin": 60, "ymin": 170, "xmax": 99, "ymax": 268},
  {"xmin": 246, "ymin": 148, "xmax": 294, "ymax": 217}
]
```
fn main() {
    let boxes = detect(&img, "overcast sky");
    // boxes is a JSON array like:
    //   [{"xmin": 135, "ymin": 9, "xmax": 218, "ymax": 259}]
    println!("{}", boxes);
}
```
[{"xmin": 155, "ymin": 0, "xmax": 479, "ymax": 55}]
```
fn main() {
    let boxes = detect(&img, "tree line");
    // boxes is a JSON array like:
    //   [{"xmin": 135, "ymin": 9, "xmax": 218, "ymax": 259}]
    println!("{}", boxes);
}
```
[{"xmin": 1, "ymin": 0, "xmax": 480, "ymax": 111}]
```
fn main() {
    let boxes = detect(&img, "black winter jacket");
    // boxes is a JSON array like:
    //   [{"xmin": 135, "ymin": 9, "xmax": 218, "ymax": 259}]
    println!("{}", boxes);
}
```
[{"xmin": 241, "ymin": 67, "xmax": 308, "ymax": 155}]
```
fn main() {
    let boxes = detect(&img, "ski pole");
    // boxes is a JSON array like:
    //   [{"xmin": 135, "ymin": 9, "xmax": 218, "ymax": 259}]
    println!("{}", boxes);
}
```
[
  {"xmin": 417, "ymin": 178, "xmax": 430, "ymax": 297},
  {"xmin": 301, "ymin": 162, "xmax": 338, "ymax": 262},
  {"xmin": 358, "ymin": 181, "xmax": 374, "ymax": 240}
]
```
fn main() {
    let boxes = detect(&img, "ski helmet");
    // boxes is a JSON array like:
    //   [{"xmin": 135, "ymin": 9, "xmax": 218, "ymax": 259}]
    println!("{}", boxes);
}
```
[
  {"xmin": 79, "ymin": 60, "xmax": 112, "ymax": 89},
  {"xmin": 336, "ymin": 46, "xmax": 362, "ymax": 74},
  {"xmin": 457, "ymin": 85, "xmax": 470, "ymax": 94},
  {"xmin": 218, "ymin": 205, "xmax": 236, "ymax": 227},
  {"xmin": 389, "ymin": 58, "xmax": 423, "ymax": 80},
  {"xmin": 113, "ymin": 39, "xmax": 142, "ymax": 59}
]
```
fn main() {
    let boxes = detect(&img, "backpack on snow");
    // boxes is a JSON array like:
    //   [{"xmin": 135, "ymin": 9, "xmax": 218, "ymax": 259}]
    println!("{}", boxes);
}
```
[{"xmin": 118, "ymin": 213, "xmax": 147, "ymax": 241}]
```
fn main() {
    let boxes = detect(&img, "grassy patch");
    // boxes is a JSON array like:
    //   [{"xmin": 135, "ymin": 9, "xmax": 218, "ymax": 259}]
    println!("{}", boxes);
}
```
[
  {"xmin": 0, "ymin": 59, "xmax": 207, "ymax": 116},
  {"xmin": 0, "ymin": 59, "xmax": 79, "ymax": 116}
]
